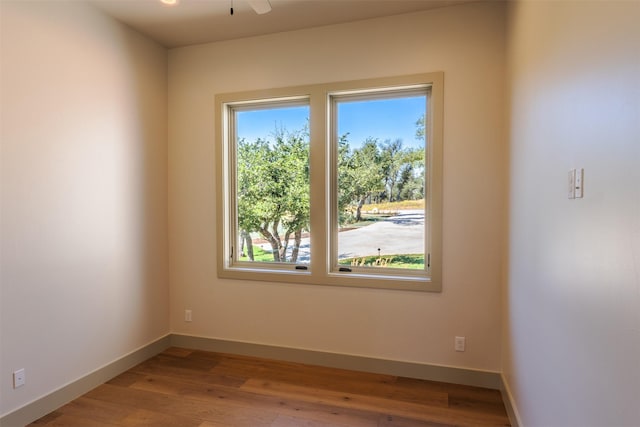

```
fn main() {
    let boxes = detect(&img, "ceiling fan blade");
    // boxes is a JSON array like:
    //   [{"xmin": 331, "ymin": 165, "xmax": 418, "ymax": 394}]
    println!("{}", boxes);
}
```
[{"xmin": 247, "ymin": 0, "xmax": 272, "ymax": 14}]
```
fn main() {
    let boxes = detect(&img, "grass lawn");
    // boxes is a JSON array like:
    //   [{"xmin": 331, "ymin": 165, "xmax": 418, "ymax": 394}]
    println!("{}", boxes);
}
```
[
  {"xmin": 338, "ymin": 254, "xmax": 425, "ymax": 269},
  {"xmin": 239, "ymin": 246, "xmax": 274, "ymax": 262},
  {"xmin": 241, "ymin": 247, "xmax": 424, "ymax": 270},
  {"xmin": 340, "ymin": 215, "xmax": 386, "ymax": 231}
]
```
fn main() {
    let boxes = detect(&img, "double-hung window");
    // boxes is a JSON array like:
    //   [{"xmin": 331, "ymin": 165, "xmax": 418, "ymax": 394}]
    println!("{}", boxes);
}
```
[{"xmin": 216, "ymin": 73, "xmax": 443, "ymax": 291}]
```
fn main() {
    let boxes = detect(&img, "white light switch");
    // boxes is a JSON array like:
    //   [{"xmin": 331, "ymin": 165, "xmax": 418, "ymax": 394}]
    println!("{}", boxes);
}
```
[
  {"xmin": 568, "ymin": 169, "xmax": 576, "ymax": 199},
  {"xmin": 455, "ymin": 336, "xmax": 466, "ymax": 352},
  {"xmin": 575, "ymin": 168, "xmax": 584, "ymax": 198}
]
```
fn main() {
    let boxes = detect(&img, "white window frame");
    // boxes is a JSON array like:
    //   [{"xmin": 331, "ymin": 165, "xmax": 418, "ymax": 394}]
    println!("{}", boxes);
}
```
[{"xmin": 216, "ymin": 73, "xmax": 443, "ymax": 291}]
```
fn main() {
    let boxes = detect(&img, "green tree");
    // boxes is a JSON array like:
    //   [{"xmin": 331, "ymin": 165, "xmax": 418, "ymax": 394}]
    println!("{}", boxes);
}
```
[
  {"xmin": 336, "ymin": 133, "xmax": 354, "ymax": 223},
  {"xmin": 338, "ymin": 137, "xmax": 385, "ymax": 223},
  {"xmin": 415, "ymin": 114, "xmax": 425, "ymax": 141},
  {"xmin": 396, "ymin": 149, "xmax": 425, "ymax": 201},
  {"xmin": 237, "ymin": 127, "xmax": 309, "ymax": 263},
  {"xmin": 380, "ymin": 139, "xmax": 407, "ymax": 202}
]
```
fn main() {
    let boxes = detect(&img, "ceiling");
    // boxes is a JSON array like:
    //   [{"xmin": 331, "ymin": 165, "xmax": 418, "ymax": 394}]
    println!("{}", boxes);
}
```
[{"xmin": 91, "ymin": 0, "xmax": 477, "ymax": 48}]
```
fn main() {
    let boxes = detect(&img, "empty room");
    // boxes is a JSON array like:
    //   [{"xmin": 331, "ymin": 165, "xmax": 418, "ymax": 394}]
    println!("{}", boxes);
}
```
[{"xmin": 1, "ymin": 0, "xmax": 638, "ymax": 426}]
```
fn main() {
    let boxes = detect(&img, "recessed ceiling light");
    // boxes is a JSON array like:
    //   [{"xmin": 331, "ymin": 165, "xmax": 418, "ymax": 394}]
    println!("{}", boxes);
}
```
[{"xmin": 160, "ymin": 0, "xmax": 179, "ymax": 5}]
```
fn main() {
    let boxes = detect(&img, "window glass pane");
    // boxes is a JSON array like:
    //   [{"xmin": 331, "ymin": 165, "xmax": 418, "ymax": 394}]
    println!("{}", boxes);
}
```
[
  {"xmin": 335, "ymin": 95, "xmax": 426, "ymax": 270},
  {"xmin": 234, "ymin": 104, "xmax": 310, "ymax": 265}
]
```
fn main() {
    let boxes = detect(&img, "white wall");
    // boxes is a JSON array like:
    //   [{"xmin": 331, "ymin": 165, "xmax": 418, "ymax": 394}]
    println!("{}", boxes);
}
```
[
  {"xmin": 0, "ymin": 1, "xmax": 169, "ymax": 416},
  {"xmin": 504, "ymin": 1, "xmax": 640, "ymax": 426},
  {"xmin": 168, "ymin": 2, "xmax": 506, "ymax": 371}
]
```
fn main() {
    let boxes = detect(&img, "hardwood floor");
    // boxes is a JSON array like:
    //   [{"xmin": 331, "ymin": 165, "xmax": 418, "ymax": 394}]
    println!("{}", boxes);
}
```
[{"xmin": 30, "ymin": 347, "xmax": 511, "ymax": 427}]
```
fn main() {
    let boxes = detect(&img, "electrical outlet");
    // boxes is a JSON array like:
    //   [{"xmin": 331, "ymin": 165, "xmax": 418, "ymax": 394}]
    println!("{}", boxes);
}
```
[
  {"xmin": 185, "ymin": 309, "xmax": 192, "ymax": 322},
  {"xmin": 455, "ymin": 336, "xmax": 466, "ymax": 352},
  {"xmin": 13, "ymin": 369, "xmax": 25, "ymax": 388}
]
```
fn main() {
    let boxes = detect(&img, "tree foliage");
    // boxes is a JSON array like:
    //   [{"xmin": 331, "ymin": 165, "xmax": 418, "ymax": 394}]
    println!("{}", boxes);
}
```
[
  {"xmin": 338, "ymin": 137, "xmax": 386, "ymax": 222},
  {"xmin": 415, "ymin": 114, "xmax": 425, "ymax": 141},
  {"xmin": 338, "ymin": 137, "xmax": 424, "ymax": 223},
  {"xmin": 237, "ymin": 127, "xmax": 309, "ymax": 263}
]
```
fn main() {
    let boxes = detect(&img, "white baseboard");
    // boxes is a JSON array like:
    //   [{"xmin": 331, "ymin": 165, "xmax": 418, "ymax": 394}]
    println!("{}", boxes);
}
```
[
  {"xmin": 0, "ymin": 335, "xmax": 171, "ymax": 427},
  {"xmin": 500, "ymin": 373, "xmax": 523, "ymax": 427},
  {"xmin": 170, "ymin": 334, "xmax": 503, "ymax": 389}
]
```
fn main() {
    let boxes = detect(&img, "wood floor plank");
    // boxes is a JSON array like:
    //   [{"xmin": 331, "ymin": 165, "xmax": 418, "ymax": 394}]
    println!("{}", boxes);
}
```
[
  {"xmin": 31, "ymin": 414, "xmax": 122, "ymax": 427},
  {"xmin": 130, "ymin": 357, "xmax": 246, "ymax": 388},
  {"xmin": 395, "ymin": 377, "xmax": 504, "ymax": 404},
  {"xmin": 48, "ymin": 396, "xmax": 134, "ymax": 424},
  {"xmin": 135, "ymin": 353, "xmax": 219, "ymax": 372},
  {"xmin": 377, "ymin": 414, "xmax": 455, "ymax": 427},
  {"xmin": 240, "ymin": 379, "xmax": 447, "ymax": 420},
  {"xmin": 128, "ymin": 373, "xmax": 382, "ymax": 427},
  {"xmin": 118, "ymin": 408, "xmax": 202, "ymax": 427},
  {"xmin": 106, "ymin": 371, "xmax": 147, "ymax": 387},
  {"xmin": 210, "ymin": 353, "xmax": 396, "ymax": 385},
  {"xmin": 206, "ymin": 353, "xmax": 450, "ymax": 408},
  {"xmin": 163, "ymin": 347, "xmax": 193, "ymax": 358},
  {"xmin": 30, "ymin": 411, "xmax": 64, "ymax": 425},
  {"xmin": 210, "ymin": 357, "xmax": 446, "ymax": 407},
  {"xmin": 85, "ymin": 383, "xmax": 279, "ymax": 426},
  {"xmin": 269, "ymin": 414, "xmax": 355, "ymax": 427},
  {"xmin": 28, "ymin": 347, "xmax": 510, "ymax": 427},
  {"xmin": 241, "ymin": 378, "xmax": 509, "ymax": 426},
  {"xmin": 448, "ymin": 394, "xmax": 510, "ymax": 419},
  {"xmin": 393, "ymin": 376, "xmax": 509, "ymax": 419}
]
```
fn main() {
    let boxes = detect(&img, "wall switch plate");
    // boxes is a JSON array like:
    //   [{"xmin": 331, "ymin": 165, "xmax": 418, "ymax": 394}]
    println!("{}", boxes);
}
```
[
  {"xmin": 569, "ymin": 168, "xmax": 584, "ymax": 199},
  {"xmin": 568, "ymin": 169, "xmax": 576, "ymax": 199},
  {"xmin": 575, "ymin": 168, "xmax": 584, "ymax": 198},
  {"xmin": 455, "ymin": 336, "xmax": 466, "ymax": 352},
  {"xmin": 185, "ymin": 309, "xmax": 192, "ymax": 322},
  {"xmin": 13, "ymin": 369, "xmax": 25, "ymax": 388}
]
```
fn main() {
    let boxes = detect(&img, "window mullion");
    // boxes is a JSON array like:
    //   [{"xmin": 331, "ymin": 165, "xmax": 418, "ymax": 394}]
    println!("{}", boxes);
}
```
[{"xmin": 308, "ymin": 90, "xmax": 327, "ymax": 280}]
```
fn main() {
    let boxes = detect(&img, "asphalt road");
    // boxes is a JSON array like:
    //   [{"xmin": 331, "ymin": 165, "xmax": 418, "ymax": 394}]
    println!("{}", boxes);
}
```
[
  {"xmin": 260, "ymin": 210, "xmax": 424, "ymax": 263},
  {"xmin": 337, "ymin": 210, "xmax": 424, "ymax": 259}
]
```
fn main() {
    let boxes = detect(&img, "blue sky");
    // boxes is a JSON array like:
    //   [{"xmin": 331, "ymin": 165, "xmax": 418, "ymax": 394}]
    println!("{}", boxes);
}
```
[
  {"xmin": 237, "ymin": 106, "xmax": 309, "ymax": 144},
  {"xmin": 337, "ymin": 96, "xmax": 425, "ymax": 148},
  {"xmin": 236, "ymin": 95, "xmax": 425, "ymax": 148}
]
